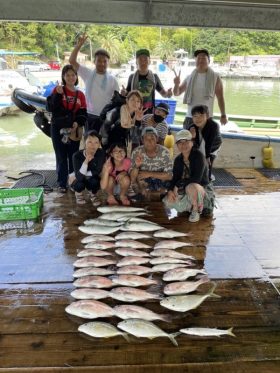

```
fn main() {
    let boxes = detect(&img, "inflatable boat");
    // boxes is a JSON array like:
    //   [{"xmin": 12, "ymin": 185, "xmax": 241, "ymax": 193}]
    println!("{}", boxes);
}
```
[{"xmin": 11, "ymin": 88, "xmax": 47, "ymax": 113}]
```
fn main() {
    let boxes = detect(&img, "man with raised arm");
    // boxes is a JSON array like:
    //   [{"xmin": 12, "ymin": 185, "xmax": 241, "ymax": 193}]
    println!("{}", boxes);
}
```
[
  {"xmin": 69, "ymin": 33, "xmax": 119, "ymax": 133},
  {"xmin": 173, "ymin": 49, "xmax": 227, "ymax": 128}
]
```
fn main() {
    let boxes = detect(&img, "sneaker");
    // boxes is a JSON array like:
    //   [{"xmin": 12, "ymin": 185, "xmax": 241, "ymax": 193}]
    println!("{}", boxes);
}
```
[{"xmin": 189, "ymin": 210, "xmax": 200, "ymax": 223}]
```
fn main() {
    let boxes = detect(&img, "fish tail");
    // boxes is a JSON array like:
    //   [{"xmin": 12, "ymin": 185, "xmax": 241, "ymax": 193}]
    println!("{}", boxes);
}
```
[
  {"xmin": 227, "ymin": 327, "xmax": 236, "ymax": 337},
  {"xmin": 209, "ymin": 283, "xmax": 221, "ymax": 298},
  {"xmin": 159, "ymin": 314, "xmax": 173, "ymax": 323},
  {"xmin": 122, "ymin": 332, "xmax": 131, "ymax": 342},
  {"xmin": 169, "ymin": 332, "xmax": 180, "ymax": 346}
]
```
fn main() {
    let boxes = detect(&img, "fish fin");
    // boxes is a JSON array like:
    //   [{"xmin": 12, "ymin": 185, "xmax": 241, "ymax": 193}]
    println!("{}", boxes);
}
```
[
  {"xmin": 228, "ymin": 327, "xmax": 236, "ymax": 337},
  {"xmin": 159, "ymin": 314, "xmax": 173, "ymax": 323},
  {"xmin": 122, "ymin": 332, "xmax": 131, "ymax": 342},
  {"xmin": 209, "ymin": 283, "xmax": 221, "ymax": 298},
  {"xmin": 169, "ymin": 332, "xmax": 180, "ymax": 346}
]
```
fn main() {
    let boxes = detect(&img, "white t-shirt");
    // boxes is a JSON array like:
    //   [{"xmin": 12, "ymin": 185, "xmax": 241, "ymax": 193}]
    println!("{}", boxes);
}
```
[
  {"xmin": 78, "ymin": 65, "xmax": 119, "ymax": 116},
  {"xmin": 184, "ymin": 72, "xmax": 216, "ymax": 118}
]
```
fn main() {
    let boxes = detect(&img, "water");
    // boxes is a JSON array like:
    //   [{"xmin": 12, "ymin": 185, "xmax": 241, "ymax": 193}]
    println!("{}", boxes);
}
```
[{"xmin": 0, "ymin": 78, "xmax": 279, "ymax": 173}]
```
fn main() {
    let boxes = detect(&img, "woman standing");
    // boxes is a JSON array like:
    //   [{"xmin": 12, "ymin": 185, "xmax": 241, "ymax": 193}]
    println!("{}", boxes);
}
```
[
  {"xmin": 48, "ymin": 64, "xmax": 87, "ymax": 193},
  {"xmin": 163, "ymin": 129, "xmax": 215, "ymax": 223},
  {"xmin": 71, "ymin": 131, "xmax": 106, "ymax": 204}
]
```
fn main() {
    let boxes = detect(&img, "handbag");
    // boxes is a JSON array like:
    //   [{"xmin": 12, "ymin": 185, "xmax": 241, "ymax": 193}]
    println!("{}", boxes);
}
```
[{"xmin": 51, "ymin": 88, "xmax": 79, "ymax": 129}]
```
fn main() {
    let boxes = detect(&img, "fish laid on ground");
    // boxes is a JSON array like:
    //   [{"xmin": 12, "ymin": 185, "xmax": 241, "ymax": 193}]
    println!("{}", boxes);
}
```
[
  {"xmin": 78, "ymin": 225, "xmax": 120, "ymax": 235},
  {"xmin": 153, "ymin": 229, "xmax": 189, "ymax": 238},
  {"xmin": 115, "ymin": 240, "xmax": 152, "ymax": 249},
  {"xmin": 84, "ymin": 241, "xmax": 116, "ymax": 250},
  {"xmin": 117, "ymin": 319, "xmax": 179, "ymax": 346},
  {"xmin": 78, "ymin": 321, "xmax": 129, "ymax": 340},
  {"xmin": 150, "ymin": 257, "xmax": 193, "ymax": 266},
  {"xmin": 84, "ymin": 219, "xmax": 123, "ymax": 227},
  {"xmin": 123, "ymin": 217, "xmax": 158, "ymax": 224},
  {"xmin": 121, "ymin": 222, "xmax": 163, "ymax": 232},
  {"xmin": 154, "ymin": 240, "xmax": 192, "ymax": 249},
  {"xmin": 98, "ymin": 212, "xmax": 148, "ymax": 221},
  {"xmin": 115, "ymin": 232, "xmax": 151, "ymax": 240},
  {"xmin": 109, "ymin": 287, "xmax": 161, "ymax": 302},
  {"xmin": 73, "ymin": 256, "xmax": 116, "ymax": 268},
  {"xmin": 163, "ymin": 268, "xmax": 207, "ymax": 282},
  {"xmin": 115, "ymin": 248, "xmax": 150, "ymax": 258},
  {"xmin": 117, "ymin": 256, "xmax": 150, "ymax": 267},
  {"xmin": 73, "ymin": 267, "xmax": 115, "ymax": 278},
  {"xmin": 81, "ymin": 235, "xmax": 115, "ymax": 244},
  {"xmin": 73, "ymin": 275, "xmax": 114, "ymax": 289},
  {"xmin": 65, "ymin": 300, "xmax": 114, "ymax": 319},
  {"xmin": 111, "ymin": 275, "xmax": 158, "ymax": 287},
  {"xmin": 163, "ymin": 277, "xmax": 210, "ymax": 295},
  {"xmin": 116, "ymin": 265, "xmax": 152, "ymax": 275},
  {"xmin": 97, "ymin": 206, "xmax": 146, "ymax": 214},
  {"xmin": 71, "ymin": 288, "xmax": 109, "ymax": 300},
  {"xmin": 150, "ymin": 249, "xmax": 195, "ymax": 260},
  {"xmin": 180, "ymin": 327, "xmax": 236, "ymax": 338},
  {"xmin": 114, "ymin": 305, "xmax": 171, "ymax": 322},
  {"xmin": 160, "ymin": 285, "xmax": 220, "ymax": 312},
  {"xmin": 77, "ymin": 249, "xmax": 114, "ymax": 257},
  {"xmin": 151, "ymin": 263, "xmax": 188, "ymax": 273}
]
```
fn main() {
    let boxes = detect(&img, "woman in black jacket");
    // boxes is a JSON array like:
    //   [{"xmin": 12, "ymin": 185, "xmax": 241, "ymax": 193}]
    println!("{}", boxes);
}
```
[{"xmin": 163, "ymin": 129, "xmax": 214, "ymax": 223}]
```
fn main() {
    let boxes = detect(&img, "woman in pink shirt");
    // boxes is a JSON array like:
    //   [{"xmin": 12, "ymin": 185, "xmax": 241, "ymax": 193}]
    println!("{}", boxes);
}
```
[{"xmin": 101, "ymin": 143, "xmax": 132, "ymax": 205}]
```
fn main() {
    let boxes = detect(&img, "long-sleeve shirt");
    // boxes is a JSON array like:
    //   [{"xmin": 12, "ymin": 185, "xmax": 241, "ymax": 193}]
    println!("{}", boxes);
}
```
[{"xmin": 72, "ymin": 149, "xmax": 106, "ymax": 182}]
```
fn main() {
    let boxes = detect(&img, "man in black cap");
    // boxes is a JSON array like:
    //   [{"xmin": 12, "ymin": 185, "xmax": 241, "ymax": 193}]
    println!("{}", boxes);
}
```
[
  {"xmin": 173, "ymin": 48, "xmax": 227, "ymax": 128},
  {"xmin": 121, "ymin": 49, "xmax": 172, "ymax": 114}
]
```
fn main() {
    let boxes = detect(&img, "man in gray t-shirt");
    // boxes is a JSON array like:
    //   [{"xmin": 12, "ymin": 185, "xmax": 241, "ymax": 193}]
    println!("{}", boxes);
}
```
[{"xmin": 130, "ymin": 126, "xmax": 172, "ymax": 196}]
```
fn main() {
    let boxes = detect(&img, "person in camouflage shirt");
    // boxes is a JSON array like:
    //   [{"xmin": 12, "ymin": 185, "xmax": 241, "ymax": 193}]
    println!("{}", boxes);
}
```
[{"xmin": 130, "ymin": 126, "xmax": 172, "ymax": 196}]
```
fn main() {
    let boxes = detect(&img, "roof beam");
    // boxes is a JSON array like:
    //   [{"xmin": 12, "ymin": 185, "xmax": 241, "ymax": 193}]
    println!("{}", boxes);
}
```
[{"xmin": 1, "ymin": 0, "xmax": 280, "ymax": 31}]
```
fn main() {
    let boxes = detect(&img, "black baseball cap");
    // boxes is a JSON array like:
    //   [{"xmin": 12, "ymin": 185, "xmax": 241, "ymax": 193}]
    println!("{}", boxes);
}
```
[
  {"xmin": 155, "ymin": 102, "xmax": 170, "ymax": 114},
  {"xmin": 136, "ymin": 49, "xmax": 150, "ymax": 58},
  {"xmin": 194, "ymin": 49, "xmax": 210, "ymax": 60},
  {"xmin": 94, "ymin": 48, "xmax": 110, "ymax": 59}
]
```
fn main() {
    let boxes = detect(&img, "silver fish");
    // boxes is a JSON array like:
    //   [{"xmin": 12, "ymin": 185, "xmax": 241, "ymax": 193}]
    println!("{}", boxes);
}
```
[
  {"xmin": 116, "ymin": 265, "xmax": 152, "ymax": 275},
  {"xmin": 97, "ymin": 206, "xmax": 146, "ymax": 213},
  {"xmin": 150, "ymin": 257, "xmax": 192, "ymax": 265},
  {"xmin": 111, "ymin": 275, "xmax": 158, "ymax": 287},
  {"xmin": 160, "ymin": 285, "xmax": 220, "ymax": 312},
  {"xmin": 65, "ymin": 300, "xmax": 114, "ymax": 319},
  {"xmin": 163, "ymin": 277, "xmax": 210, "ymax": 295},
  {"xmin": 78, "ymin": 322, "xmax": 129, "ymax": 340},
  {"xmin": 77, "ymin": 249, "xmax": 113, "ymax": 257},
  {"xmin": 153, "ymin": 229, "xmax": 189, "ymax": 238},
  {"xmin": 117, "ymin": 256, "xmax": 150, "ymax": 267},
  {"xmin": 154, "ymin": 240, "xmax": 192, "ymax": 249},
  {"xmin": 84, "ymin": 241, "xmax": 116, "ymax": 250},
  {"xmin": 73, "ymin": 275, "xmax": 114, "ymax": 288},
  {"xmin": 121, "ymin": 222, "xmax": 163, "ymax": 232},
  {"xmin": 81, "ymin": 235, "xmax": 115, "ymax": 244},
  {"xmin": 78, "ymin": 225, "xmax": 120, "ymax": 235},
  {"xmin": 109, "ymin": 287, "xmax": 161, "ymax": 302},
  {"xmin": 114, "ymin": 305, "xmax": 171, "ymax": 322},
  {"xmin": 150, "ymin": 249, "xmax": 195, "ymax": 260},
  {"xmin": 117, "ymin": 319, "xmax": 179, "ymax": 346},
  {"xmin": 180, "ymin": 327, "xmax": 236, "ymax": 338},
  {"xmin": 115, "ymin": 232, "xmax": 151, "ymax": 240},
  {"xmin": 124, "ymin": 217, "xmax": 158, "ymax": 224},
  {"xmin": 151, "ymin": 263, "xmax": 188, "ymax": 273},
  {"xmin": 99, "ymin": 212, "xmax": 148, "ymax": 221},
  {"xmin": 115, "ymin": 248, "xmax": 150, "ymax": 258},
  {"xmin": 115, "ymin": 240, "xmax": 151, "ymax": 249},
  {"xmin": 84, "ymin": 219, "xmax": 123, "ymax": 227},
  {"xmin": 71, "ymin": 288, "xmax": 109, "ymax": 300},
  {"xmin": 73, "ymin": 267, "xmax": 115, "ymax": 278},
  {"xmin": 73, "ymin": 256, "xmax": 116, "ymax": 268},
  {"xmin": 163, "ymin": 268, "xmax": 207, "ymax": 282}
]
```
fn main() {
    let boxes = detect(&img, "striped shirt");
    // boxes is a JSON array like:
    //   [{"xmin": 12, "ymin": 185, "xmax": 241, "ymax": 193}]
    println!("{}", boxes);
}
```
[{"xmin": 141, "ymin": 114, "xmax": 168, "ymax": 141}]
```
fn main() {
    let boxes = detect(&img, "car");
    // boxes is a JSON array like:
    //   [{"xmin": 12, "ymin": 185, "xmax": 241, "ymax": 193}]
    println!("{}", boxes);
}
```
[
  {"xmin": 17, "ymin": 61, "xmax": 51, "ymax": 73},
  {"xmin": 48, "ymin": 60, "xmax": 61, "ymax": 70}
]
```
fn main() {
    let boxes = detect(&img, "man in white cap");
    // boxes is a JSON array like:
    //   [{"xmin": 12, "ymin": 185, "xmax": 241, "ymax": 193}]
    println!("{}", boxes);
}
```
[
  {"xmin": 130, "ymin": 126, "xmax": 172, "ymax": 197},
  {"xmin": 163, "ymin": 129, "xmax": 215, "ymax": 222}
]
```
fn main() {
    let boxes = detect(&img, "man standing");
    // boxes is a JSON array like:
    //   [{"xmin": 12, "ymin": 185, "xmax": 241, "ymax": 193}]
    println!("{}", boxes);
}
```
[
  {"xmin": 173, "ymin": 49, "xmax": 227, "ymax": 128},
  {"xmin": 69, "ymin": 33, "xmax": 119, "ymax": 133},
  {"xmin": 122, "ymin": 49, "xmax": 172, "ymax": 114}
]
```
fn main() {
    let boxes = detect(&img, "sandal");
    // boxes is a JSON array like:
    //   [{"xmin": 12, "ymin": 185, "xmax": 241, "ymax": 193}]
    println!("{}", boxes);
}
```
[
  {"xmin": 107, "ymin": 195, "xmax": 119, "ymax": 206},
  {"xmin": 120, "ymin": 195, "xmax": 130, "ymax": 206},
  {"xmin": 75, "ymin": 192, "xmax": 86, "ymax": 205},
  {"xmin": 58, "ymin": 186, "xmax": 67, "ymax": 193}
]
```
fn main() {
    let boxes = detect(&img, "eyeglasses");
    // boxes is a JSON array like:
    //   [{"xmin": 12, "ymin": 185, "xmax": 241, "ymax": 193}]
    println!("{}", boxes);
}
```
[{"xmin": 112, "ymin": 149, "xmax": 125, "ymax": 155}]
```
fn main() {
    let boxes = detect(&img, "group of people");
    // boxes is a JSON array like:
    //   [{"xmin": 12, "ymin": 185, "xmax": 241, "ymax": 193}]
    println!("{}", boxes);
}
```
[{"xmin": 47, "ymin": 34, "xmax": 226, "ymax": 222}]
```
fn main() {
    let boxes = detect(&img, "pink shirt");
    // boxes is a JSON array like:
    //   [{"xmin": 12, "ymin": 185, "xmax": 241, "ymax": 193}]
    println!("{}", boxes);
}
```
[{"xmin": 109, "ymin": 158, "xmax": 131, "ymax": 180}]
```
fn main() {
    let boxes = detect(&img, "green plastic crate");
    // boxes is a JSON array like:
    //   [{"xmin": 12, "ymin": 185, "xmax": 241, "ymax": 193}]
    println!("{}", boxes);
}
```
[{"xmin": 0, "ymin": 188, "xmax": 44, "ymax": 221}]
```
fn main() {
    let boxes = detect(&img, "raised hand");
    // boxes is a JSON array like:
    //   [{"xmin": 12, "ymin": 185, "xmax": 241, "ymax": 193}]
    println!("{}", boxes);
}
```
[
  {"xmin": 76, "ymin": 32, "xmax": 88, "ymax": 48},
  {"xmin": 135, "ymin": 152, "xmax": 143, "ymax": 168},
  {"xmin": 120, "ymin": 85, "xmax": 127, "ymax": 96},
  {"xmin": 56, "ymin": 83, "xmax": 64, "ymax": 94},
  {"xmin": 103, "ymin": 158, "xmax": 113, "ymax": 173},
  {"xmin": 135, "ymin": 107, "xmax": 148, "ymax": 121},
  {"xmin": 173, "ymin": 69, "xmax": 181, "ymax": 86}
]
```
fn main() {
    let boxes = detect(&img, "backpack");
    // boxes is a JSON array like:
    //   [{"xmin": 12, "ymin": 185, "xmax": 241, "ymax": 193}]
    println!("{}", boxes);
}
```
[{"xmin": 99, "ymin": 90, "xmax": 126, "ymax": 122}]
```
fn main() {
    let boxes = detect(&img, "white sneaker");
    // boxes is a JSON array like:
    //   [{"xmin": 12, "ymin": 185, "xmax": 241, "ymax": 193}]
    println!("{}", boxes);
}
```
[{"xmin": 189, "ymin": 210, "xmax": 200, "ymax": 223}]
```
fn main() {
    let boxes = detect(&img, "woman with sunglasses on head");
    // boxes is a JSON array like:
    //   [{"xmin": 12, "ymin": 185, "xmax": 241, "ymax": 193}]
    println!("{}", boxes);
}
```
[{"xmin": 100, "ymin": 143, "xmax": 132, "ymax": 206}]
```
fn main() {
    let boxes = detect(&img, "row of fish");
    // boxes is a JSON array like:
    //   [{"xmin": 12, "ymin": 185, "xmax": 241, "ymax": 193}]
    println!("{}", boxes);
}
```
[{"xmin": 66, "ymin": 205, "xmax": 234, "ymax": 345}]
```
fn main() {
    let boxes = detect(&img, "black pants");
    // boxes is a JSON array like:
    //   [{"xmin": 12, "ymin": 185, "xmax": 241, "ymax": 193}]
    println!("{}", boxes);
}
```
[
  {"xmin": 86, "ymin": 114, "xmax": 102, "ymax": 134},
  {"xmin": 71, "ymin": 178, "xmax": 100, "ymax": 193},
  {"xmin": 51, "ymin": 125, "xmax": 80, "ymax": 188}
]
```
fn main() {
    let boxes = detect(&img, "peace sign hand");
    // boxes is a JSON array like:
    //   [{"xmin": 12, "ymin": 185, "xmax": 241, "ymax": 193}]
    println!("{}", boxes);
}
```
[
  {"xmin": 77, "ymin": 32, "xmax": 88, "ymax": 48},
  {"xmin": 56, "ymin": 83, "xmax": 64, "ymax": 94},
  {"xmin": 173, "ymin": 69, "xmax": 181, "ymax": 86}
]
